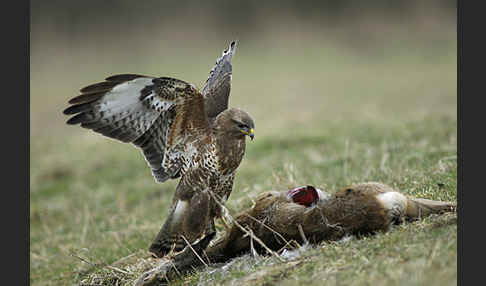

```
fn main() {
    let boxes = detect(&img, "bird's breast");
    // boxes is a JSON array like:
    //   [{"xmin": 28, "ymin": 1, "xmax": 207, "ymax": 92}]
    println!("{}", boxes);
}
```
[{"xmin": 216, "ymin": 138, "xmax": 245, "ymax": 175}]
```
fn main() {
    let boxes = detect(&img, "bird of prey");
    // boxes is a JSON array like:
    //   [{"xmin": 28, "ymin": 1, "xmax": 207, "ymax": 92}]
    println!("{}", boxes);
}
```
[{"xmin": 63, "ymin": 41, "xmax": 255, "ymax": 258}]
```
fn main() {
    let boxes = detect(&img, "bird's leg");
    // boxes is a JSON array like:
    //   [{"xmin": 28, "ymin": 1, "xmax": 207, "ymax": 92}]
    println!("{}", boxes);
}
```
[
  {"xmin": 205, "ymin": 218, "xmax": 217, "ymax": 237},
  {"xmin": 210, "ymin": 194, "xmax": 233, "ymax": 233},
  {"xmin": 220, "ymin": 207, "xmax": 233, "ymax": 233}
]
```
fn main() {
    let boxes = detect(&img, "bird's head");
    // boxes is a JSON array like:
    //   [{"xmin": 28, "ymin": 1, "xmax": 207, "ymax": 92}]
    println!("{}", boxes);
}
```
[{"xmin": 218, "ymin": 108, "xmax": 255, "ymax": 140}]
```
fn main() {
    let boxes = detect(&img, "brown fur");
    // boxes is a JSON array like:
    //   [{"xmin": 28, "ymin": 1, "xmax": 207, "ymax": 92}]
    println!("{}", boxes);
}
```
[{"xmin": 135, "ymin": 182, "xmax": 456, "ymax": 285}]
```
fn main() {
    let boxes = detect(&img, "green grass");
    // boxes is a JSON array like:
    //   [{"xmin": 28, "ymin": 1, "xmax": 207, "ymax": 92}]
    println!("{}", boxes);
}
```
[{"xmin": 30, "ymin": 20, "xmax": 456, "ymax": 285}]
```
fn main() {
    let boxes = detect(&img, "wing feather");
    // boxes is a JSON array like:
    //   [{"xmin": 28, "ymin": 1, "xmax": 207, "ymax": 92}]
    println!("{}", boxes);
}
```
[
  {"xmin": 203, "ymin": 41, "xmax": 237, "ymax": 118},
  {"xmin": 63, "ymin": 74, "xmax": 210, "ymax": 183},
  {"xmin": 68, "ymin": 92, "xmax": 106, "ymax": 105}
]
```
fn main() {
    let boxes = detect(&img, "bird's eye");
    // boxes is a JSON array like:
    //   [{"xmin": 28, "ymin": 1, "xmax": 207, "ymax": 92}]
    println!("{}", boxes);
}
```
[{"xmin": 238, "ymin": 123, "xmax": 247, "ymax": 129}]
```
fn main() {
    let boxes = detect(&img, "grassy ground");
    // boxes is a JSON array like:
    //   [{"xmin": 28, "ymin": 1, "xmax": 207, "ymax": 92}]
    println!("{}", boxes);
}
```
[{"xmin": 30, "ymin": 19, "xmax": 456, "ymax": 285}]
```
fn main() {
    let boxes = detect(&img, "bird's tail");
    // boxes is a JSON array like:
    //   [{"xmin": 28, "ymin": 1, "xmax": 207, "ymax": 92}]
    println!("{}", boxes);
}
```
[
  {"xmin": 149, "ymin": 219, "xmax": 216, "ymax": 258},
  {"xmin": 148, "ymin": 217, "xmax": 187, "ymax": 258},
  {"xmin": 148, "ymin": 199, "xmax": 193, "ymax": 258},
  {"xmin": 405, "ymin": 197, "xmax": 456, "ymax": 220},
  {"xmin": 148, "ymin": 194, "xmax": 213, "ymax": 258}
]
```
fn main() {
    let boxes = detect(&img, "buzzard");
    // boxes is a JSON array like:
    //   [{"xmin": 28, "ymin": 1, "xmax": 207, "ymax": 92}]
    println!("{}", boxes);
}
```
[{"xmin": 63, "ymin": 41, "xmax": 255, "ymax": 258}]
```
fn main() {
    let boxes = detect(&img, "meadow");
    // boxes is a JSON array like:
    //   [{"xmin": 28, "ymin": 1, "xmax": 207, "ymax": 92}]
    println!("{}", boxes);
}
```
[{"xmin": 30, "ymin": 15, "xmax": 457, "ymax": 285}]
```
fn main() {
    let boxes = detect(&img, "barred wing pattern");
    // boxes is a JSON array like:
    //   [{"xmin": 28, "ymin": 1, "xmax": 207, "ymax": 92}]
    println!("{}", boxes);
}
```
[
  {"xmin": 203, "ymin": 40, "xmax": 237, "ymax": 118},
  {"xmin": 63, "ymin": 74, "xmax": 208, "ymax": 183}
]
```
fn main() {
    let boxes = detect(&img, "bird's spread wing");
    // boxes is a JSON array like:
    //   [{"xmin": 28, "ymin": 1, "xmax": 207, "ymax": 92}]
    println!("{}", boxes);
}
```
[
  {"xmin": 63, "ymin": 74, "xmax": 210, "ymax": 183},
  {"xmin": 203, "ymin": 41, "xmax": 237, "ymax": 118}
]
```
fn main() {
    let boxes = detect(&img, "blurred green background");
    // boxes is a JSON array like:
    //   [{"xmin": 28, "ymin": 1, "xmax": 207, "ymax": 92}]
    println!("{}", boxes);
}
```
[
  {"xmin": 30, "ymin": 1, "xmax": 456, "ymax": 285},
  {"xmin": 31, "ymin": 0, "xmax": 456, "ymax": 142}
]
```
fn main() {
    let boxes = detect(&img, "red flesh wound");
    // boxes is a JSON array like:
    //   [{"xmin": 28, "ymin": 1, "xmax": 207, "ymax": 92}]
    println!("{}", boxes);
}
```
[{"xmin": 288, "ymin": 185, "xmax": 319, "ymax": 207}]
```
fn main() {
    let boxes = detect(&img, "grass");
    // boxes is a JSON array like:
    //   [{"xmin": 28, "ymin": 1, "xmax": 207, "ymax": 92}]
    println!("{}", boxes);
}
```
[{"xmin": 30, "ymin": 18, "xmax": 456, "ymax": 286}]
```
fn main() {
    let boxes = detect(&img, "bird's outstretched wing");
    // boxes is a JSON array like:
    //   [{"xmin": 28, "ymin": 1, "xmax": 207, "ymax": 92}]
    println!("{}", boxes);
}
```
[
  {"xmin": 63, "ymin": 74, "xmax": 210, "ymax": 183},
  {"xmin": 203, "ymin": 40, "xmax": 237, "ymax": 118}
]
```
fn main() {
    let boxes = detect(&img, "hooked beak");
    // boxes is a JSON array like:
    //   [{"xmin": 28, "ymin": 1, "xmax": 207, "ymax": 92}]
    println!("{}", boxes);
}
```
[
  {"xmin": 249, "ymin": 128, "xmax": 254, "ymax": 141},
  {"xmin": 240, "ymin": 127, "xmax": 255, "ymax": 140}
]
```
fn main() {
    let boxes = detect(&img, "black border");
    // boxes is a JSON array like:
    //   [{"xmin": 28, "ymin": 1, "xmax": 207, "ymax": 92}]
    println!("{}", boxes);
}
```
[
  {"xmin": 27, "ymin": 0, "xmax": 31, "ymax": 281},
  {"xmin": 457, "ymin": 0, "xmax": 462, "ymax": 285},
  {"xmin": 26, "ymin": 0, "xmax": 31, "ymax": 285},
  {"xmin": 460, "ymin": 0, "xmax": 485, "ymax": 285},
  {"xmin": 6, "ymin": 0, "xmax": 29, "ymax": 285}
]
